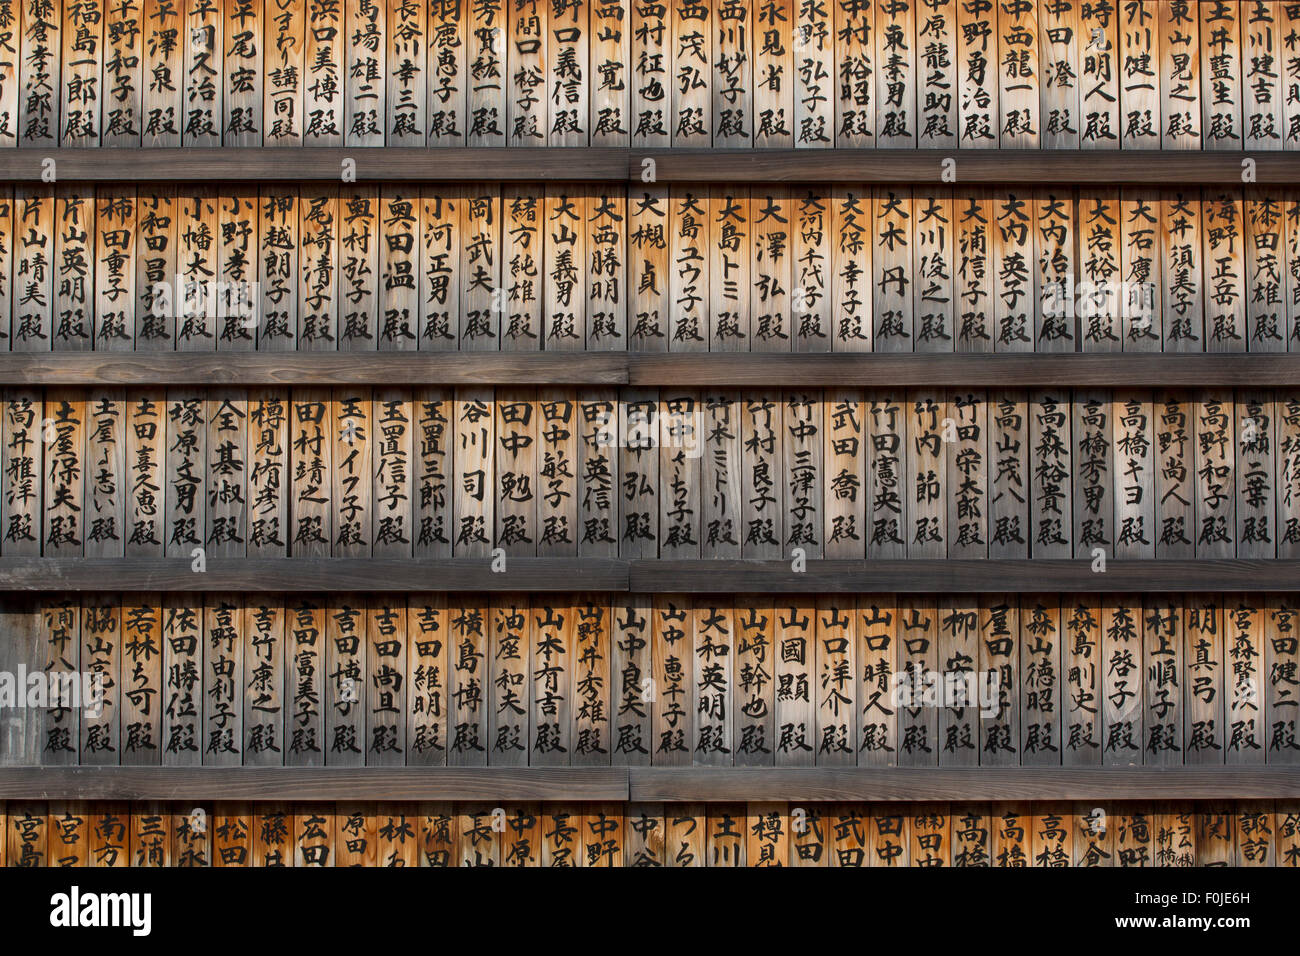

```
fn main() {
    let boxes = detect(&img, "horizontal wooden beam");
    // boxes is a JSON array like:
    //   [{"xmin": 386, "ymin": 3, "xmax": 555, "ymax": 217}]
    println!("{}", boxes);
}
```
[
  {"xmin": 0, "ymin": 352, "xmax": 629, "ymax": 386},
  {"xmin": 0, "ymin": 558, "xmax": 628, "ymax": 592},
  {"xmin": 627, "ymin": 767, "xmax": 1300, "ymax": 802},
  {"xmin": 0, "ymin": 766, "xmax": 1290, "ymax": 802},
  {"xmin": 627, "ymin": 559, "xmax": 1300, "ymax": 593},
  {"xmin": 4, "ymin": 352, "xmax": 1300, "ymax": 387},
  {"xmin": 1, "ymin": 558, "xmax": 1298, "ymax": 593},
  {"xmin": 2, "ymin": 148, "xmax": 1293, "ymax": 185},
  {"xmin": 0, "ymin": 767, "xmax": 629, "ymax": 801},
  {"xmin": 0, "ymin": 148, "xmax": 631, "ymax": 181},
  {"xmin": 627, "ymin": 353, "xmax": 1300, "ymax": 388},
  {"xmin": 634, "ymin": 149, "xmax": 1296, "ymax": 184}
]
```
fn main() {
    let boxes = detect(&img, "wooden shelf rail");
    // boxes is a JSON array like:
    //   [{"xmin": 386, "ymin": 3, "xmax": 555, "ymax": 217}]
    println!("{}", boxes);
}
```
[
  {"xmin": 0, "ymin": 768, "xmax": 628, "ymax": 802},
  {"xmin": 634, "ymin": 150, "xmax": 1295, "ymax": 184},
  {"xmin": 0, "ymin": 767, "xmax": 1291, "ymax": 802},
  {"xmin": 0, "ymin": 558, "xmax": 626, "ymax": 592},
  {"xmin": 0, "ymin": 148, "xmax": 631, "ymax": 182},
  {"xmin": 4, "ymin": 353, "xmax": 1300, "ymax": 388},
  {"xmin": 625, "ymin": 560, "xmax": 1300, "ymax": 594},
  {"xmin": 626, "ymin": 768, "xmax": 1300, "ymax": 802},
  {"xmin": 2, "ymin": 559, "xmax": 1298, "ymax": 593},
  {"xmin": 1, "ymin": 149, "xmax": 1293, "ymax": 185}
]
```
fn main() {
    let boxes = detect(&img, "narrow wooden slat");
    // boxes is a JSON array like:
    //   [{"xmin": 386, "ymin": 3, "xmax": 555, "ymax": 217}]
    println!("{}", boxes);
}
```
[
  {"xmin": 0, "ymin": 146, "xmax": 1296, "ymax": 183},
  {"xmin": 223, "ymin": 0, "xmax": 263, "ymax": 146},
  {"xmin": 632, "ymin": 149, "xmax": 1300, "ymax": 184},
  {"xmin": 425, "ymin": 0, "xmax": 465, "ymax": 145},
  {"xmin": 0, "ymin": 767, "xmax": 628, "ymax": 800},
  {"xmin": 0, "ymin": 147, "xmax": 629, "ymax": 180},
  {"xmin": 625, "ymin": 353, "xmax": 1300, "ymax": 387},
  {"xmin": 183, "ymin": 0, "xmax": 223, "ymax": 147},
  {"xmin": 419, "ymin": 185, "xmax": 459, "ymax": 347},
  {"xmin": 0, "ymin": 0, "xmax": 18, "ymax": 146},
  {"xmin": 997, "ymin": 0, "xmax": 1038, "ymax": 149},
  {"xmin": 7, "ymin": 349, "xmax": 1293, "ymax": 392},
  {"xmin": 264, "ymin": 0, "xmax": 304, "ymax": 146},
  {"xmin": 547, "ymin": 0, "xmax": 587, "ymax": 147},
  {"xmin": 0, "ymin": 556, "xmax": 627, "ymax": 589},
  {"xmin": 11, "ymin": 557, "xmax": 1300, "ymax": 594},
  {"xmin": 874, "ymin": 0, "xmax": 914, "ymax": 148},
  {"xmin": 628, "ymin": 558, "xmax": 1300, "ymax": 592},
  {"xmin": 627, "ymin": 765, "xmax": 1300, "ymax": 801},
  {"xmin": 589, "ymin": 0, "xmax": 629, "ymax": 146},
  {"xmin": 161, "ymin": 595, "xmax": 203, "ymax": 765},
  {"xmin": 0, "ymin": 352, "xmax": 627, "ymax": 384},
  {"xmin": 385, "ymin": 0, "xmax": 424, "ymax": 146},
  {"xmin": 753, "ymin": 0, "xmax": 791, "ymax": 149},
  {"xmin": 1, "ymin": 391, "xmax": 44, "ymax": 557},
  {"xmin": 142, "ymin": 0, "xmax": 183, "ymax": 147},
  {"xmin": 19, "ymin": 0, "xmax": 61, "ymax": 148}
]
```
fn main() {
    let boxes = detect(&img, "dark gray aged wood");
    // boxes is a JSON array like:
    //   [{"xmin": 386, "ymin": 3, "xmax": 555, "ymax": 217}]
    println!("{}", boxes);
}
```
[
  {"xmin": 3, "ymin": 149, "xmax": 1298, "ymax": 185},
  {"xmin": 3, "ymin": 557, "xmax": 1300, "ymax": 593},
  {"xmin": 7, "ymin": 353, "xmax": 1300, "ymax": 387},
  {"xmin": 0, "ymin": 766, "xmax": 1290, "ymax": 802}
]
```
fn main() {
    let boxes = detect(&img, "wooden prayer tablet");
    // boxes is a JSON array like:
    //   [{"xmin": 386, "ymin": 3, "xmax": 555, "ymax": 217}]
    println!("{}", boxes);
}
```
[{"xmin": 6, "ymin": 0, "xmax": 1298, "ymax": 884}]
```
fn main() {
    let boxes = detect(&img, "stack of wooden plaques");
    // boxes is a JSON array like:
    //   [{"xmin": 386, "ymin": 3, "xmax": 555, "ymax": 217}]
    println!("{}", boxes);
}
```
[
  {"xmin": 2, "ymin": 0, "xmax": 1300, "ymax": 151},
  {"xmin": 0, "ymin": 0, "xmax": 1297, "ymax": 869}
]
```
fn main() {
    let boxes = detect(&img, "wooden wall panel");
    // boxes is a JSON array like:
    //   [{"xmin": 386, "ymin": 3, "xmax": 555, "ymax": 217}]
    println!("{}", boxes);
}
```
[
  {"xmin": 0, "ymin": 184, "xmax": 1295, "ymax": 355},
  {"xmin": 0, "ymin": 799, "xmax": 1295, "ymax": 865},
  {"xmin": 4, "ymin": 386, "xmax": 1300, "ymax": 561},
  {"xmin": 0, "ymin": 1, "xmax": 1296, "ymax": 149}
]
